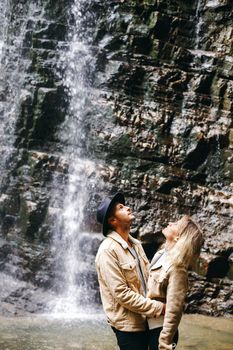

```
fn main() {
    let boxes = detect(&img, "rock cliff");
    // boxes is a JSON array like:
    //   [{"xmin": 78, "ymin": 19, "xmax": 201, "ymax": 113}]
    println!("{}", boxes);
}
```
[{"xmin": 0, "ymin": 0, "xmax": 232, "ymax": 316}]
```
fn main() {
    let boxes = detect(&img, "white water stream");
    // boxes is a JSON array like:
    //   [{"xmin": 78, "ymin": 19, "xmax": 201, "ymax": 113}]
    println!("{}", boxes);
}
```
[
  {"xmin": 49, "ymin": 0, "xmax": 100, "ymax": 314},
  {"xmin": 0, "ymin": 1, "xmax": 45, "ymax": 189},
  {"xmin": 170, "ymin": 0, "xmax": 204, "ymax": 138},
  {"xmin": 194, "ymin": 0, "xmax": 204, "ymax": 50}
]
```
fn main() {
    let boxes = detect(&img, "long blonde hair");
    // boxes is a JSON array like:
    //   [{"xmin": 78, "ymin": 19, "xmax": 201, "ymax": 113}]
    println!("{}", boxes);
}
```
[{"xmin": 168, "ymin": 215, "xmax": 204, "ymax": 269}]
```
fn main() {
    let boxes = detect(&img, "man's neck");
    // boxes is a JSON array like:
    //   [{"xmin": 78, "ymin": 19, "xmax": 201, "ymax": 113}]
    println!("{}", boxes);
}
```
[{"xmin": 115, "ymin": 226, "xmax": 131, "ymax": 245}]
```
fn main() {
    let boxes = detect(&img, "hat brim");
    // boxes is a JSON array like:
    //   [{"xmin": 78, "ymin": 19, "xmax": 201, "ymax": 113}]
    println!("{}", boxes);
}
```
[{"xmin": 102, "ymin": 192, "xmax": 125, "ymax": 236}]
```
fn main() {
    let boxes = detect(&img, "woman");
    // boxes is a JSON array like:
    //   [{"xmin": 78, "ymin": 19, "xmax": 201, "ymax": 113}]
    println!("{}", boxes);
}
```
[{"xmin": 147, "ymin": 215, "xmax": 204, "ymax": 350}]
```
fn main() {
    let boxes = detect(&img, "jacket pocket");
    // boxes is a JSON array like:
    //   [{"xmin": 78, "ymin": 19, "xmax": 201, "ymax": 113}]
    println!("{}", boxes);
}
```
[
  {"xmin": 151, "ymin": 272, "xmax": 168, "ymax": 298},
  {"xmin": 120, "ymin": 261, "xmax": 138, "ymax": 284},
  {"xmin": 156, "ymin": 272, "xmax": 168, "ymax": 284}
]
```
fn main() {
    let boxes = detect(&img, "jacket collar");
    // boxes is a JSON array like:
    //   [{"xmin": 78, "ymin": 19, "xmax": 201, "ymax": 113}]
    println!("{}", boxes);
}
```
[
  {"xmin": 150, "ymin": 249, "xmax": 172, "ymax": 271},
  {"xmin": 107, "ymin": 230, "xmax": 141, "ymax": 250},
  {"xmin": 150, "ymin": 248, "xmax": 165, "ymax": 267}
]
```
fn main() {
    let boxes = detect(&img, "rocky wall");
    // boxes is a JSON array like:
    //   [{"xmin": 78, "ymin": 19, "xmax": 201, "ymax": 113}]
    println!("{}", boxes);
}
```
[
  {"xmin": 0, "ymin": 0, "xmax": 232, "ymax": 316},
  {"xmin": 88, "ymin": 0, "xmax": 233, "ymax": 316}
]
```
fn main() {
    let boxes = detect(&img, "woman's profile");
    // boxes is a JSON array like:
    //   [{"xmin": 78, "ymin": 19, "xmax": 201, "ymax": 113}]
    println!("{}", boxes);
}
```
[{"xmin": 147, "ymin": 215, "xmax": 204, "ymax": 350}]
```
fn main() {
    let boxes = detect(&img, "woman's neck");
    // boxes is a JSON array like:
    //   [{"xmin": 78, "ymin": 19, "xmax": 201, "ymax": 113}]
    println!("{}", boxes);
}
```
[{"xmin": 164, "ymin": 240, "xmax": 176, "ymax": 251}]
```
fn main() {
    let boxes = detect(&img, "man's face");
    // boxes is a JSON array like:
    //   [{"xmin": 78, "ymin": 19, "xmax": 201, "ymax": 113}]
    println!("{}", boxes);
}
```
[{"xmin": 109, "ymin": 202, "xmax": 135, "ymax": 227}]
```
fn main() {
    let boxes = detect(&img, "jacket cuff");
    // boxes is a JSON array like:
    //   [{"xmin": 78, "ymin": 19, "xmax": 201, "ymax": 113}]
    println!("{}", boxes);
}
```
[
  {"xmin": 159, "ymin": 343, "xmax": 175, "ymax": 350},
  {"xmin": 153, "ymin": 301, "xmax": 164, "ymax": 317}
]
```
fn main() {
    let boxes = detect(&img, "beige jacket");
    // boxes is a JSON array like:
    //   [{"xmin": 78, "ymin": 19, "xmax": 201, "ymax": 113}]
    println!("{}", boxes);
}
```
[
  {"xmin": 147, "ymin": 249, "xmax": 188, "ymax": 350},
  {"xmin": 95, "ymin": 231, "xmax": 164, "ymax": 332}
]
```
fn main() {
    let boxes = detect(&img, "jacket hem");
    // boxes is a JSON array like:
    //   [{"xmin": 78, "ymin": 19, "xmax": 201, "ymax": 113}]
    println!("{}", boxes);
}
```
[{"xmin": 107, "ymin": 320, "xmax": 147, "ymax": 332}]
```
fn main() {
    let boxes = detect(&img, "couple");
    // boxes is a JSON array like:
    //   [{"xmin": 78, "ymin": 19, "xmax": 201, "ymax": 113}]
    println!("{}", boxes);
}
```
[{"xmin": 95, "ymin": 193, "xmax": 203, "ymax": 350}]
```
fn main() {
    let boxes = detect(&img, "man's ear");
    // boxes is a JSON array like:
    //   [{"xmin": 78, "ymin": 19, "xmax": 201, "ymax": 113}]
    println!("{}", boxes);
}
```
[{"xmin": 108, "ymin": 216, "xmax": 116, "ymax": 226}]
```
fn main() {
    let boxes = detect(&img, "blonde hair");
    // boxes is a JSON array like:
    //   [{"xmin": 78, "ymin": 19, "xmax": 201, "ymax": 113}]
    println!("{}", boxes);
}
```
[{"xmin": 168, "ymin": 215, "xmax": 204, "ymax": 269}]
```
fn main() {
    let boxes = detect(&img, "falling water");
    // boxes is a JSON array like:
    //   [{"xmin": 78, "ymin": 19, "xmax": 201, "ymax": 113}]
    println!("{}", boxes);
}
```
[
  {"xmin": 0, "ymin": 0, "xmax": 9, "ymax": 60},
  {"xmin": 170, "ymin": 0, "xmax": 205, "ymax": 137},
  {"xmin": 170, "ymin": 89, "xmax": 194, "ymax": 137},
  {"xmin": 0, "ymin": 1, "xmax": 40, "ymax": 189},
  {"xmin": 206, "ymin": 133, "xmax": 224, "ymax": 189},
  {"xmin": 49, "ymin": 0, "xmax": 100, "ymax": 315},
  {"xmin": 194, "ymin": 0, "xmax": 204, "ymax": 50}
]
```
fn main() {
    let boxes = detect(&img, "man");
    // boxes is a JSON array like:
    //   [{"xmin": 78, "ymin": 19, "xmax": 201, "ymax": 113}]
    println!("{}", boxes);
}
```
[{"xmin": 95, "ymin": 192, "xmax": 165, "ymax": 350}]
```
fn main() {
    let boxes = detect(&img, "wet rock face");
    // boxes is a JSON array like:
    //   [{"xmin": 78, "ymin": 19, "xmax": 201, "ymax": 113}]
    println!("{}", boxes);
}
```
[
  {"xmin": 89, "ymin": 0, "xmax": 233, "ymax": 316},
  {"xmin": 0, "ymin": 0, "xmax": 71, "ymax": 314},
  {"xmin": 93, "ymin": 3, "xmax": 232, "ymax": 225},
  {"xmin": 0, "ymin": 0, "xmax": 232, "ymax": 316},
  {"xmin": 186, "ymin": 271, "xmax": 233, "ymax": 317}
]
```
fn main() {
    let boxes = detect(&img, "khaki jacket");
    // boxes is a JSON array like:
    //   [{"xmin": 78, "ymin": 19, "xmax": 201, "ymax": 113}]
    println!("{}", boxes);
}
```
[
  {"xmin": 147, "ymin": 249, "xmax": 188, "ymax": 350},
  {"xmin": 95, "ymin": 231, "xmax": 164, "ymax": 332}
]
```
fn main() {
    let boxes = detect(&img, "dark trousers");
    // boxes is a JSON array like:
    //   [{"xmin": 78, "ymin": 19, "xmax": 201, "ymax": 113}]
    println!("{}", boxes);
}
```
[
  {"xmin": 112, "ymin": 327, "xmax": 149, "ymax": 350},
  {"xmin": 149, "ymin": 327, "xmax": 179, "ymax": 350}
]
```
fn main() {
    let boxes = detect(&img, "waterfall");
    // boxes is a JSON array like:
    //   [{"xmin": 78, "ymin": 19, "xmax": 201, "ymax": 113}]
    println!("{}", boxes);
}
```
[
  {"xmin": 170, "ymin": 0, "xmax": 205, "ymax": 137},
  {"xmin": 0, "ymin": 0, "xmax": 23, "ymax": 188},
  {"xmin": 48, "ymin": 0, "xmax": 100, "ymax": 315},
  {"xmin": 0, "ymin": 0, "xmax": 9, "ymax": 60},
  {"xmin": 0, "ymin": 1, "xmax": 40, "ymax": 190},
  {"xmin": 194, "ymin": 0, "xmax": 204, "ymax": 50}
]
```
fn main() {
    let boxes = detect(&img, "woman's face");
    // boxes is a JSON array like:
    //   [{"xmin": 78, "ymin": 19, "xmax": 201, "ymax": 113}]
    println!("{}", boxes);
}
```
[{"xmin": 162, "ymin": 218, "xmax": 183, "ymax": 242}]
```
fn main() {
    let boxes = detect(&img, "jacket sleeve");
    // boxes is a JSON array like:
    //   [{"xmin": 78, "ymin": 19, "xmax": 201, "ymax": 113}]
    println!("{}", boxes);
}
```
[
  {"xmin": 159, "ymin": 267, "xmax": 188, "ymax": 350},
  {"xmin": 97, "ymin": 247, "xmax": 164, "ymax": 318}
]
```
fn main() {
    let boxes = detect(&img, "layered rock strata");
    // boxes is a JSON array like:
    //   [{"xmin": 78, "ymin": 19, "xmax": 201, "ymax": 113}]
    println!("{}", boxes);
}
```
[{"xmin": 0, "ymin": 0, "xmax": 232, "ymax": 316}]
